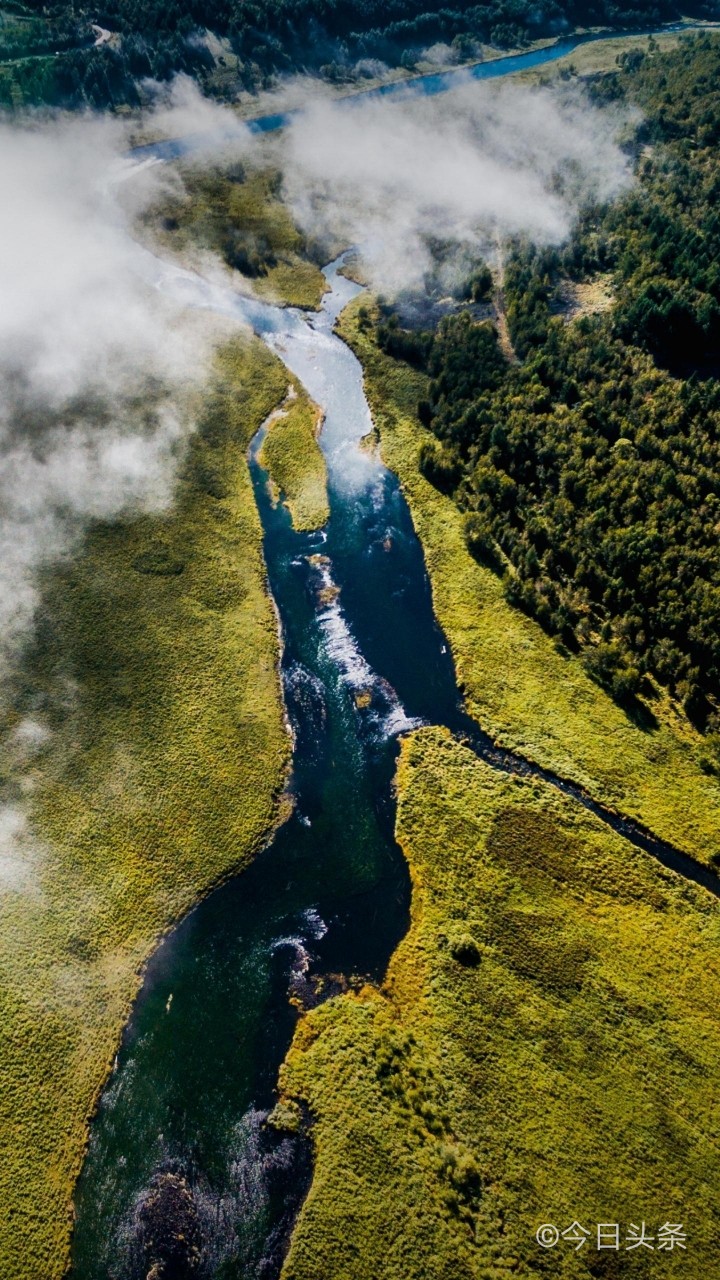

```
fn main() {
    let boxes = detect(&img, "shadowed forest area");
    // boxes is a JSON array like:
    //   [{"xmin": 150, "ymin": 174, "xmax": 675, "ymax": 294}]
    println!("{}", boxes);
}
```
[
  {"xmin": 1, "ymin": 0, "xmax": 718, "ymax": 108},
  {"xmin": 376, "ymin": 34, "xmax": 720, "ymax": 748}
]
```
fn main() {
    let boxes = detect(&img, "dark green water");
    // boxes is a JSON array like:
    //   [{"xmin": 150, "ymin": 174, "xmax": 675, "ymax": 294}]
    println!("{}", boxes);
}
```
[{"xmin": 71, "ymin": 261, "xmax": 468, "ymax": 1279}]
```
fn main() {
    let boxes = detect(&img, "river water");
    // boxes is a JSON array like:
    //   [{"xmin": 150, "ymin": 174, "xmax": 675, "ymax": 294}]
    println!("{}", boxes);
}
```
[
  {"xmin": 72, "ymin": 26, "xmax": 720, "ymax": 1273},
  {"xmin": 129, "ymin": 20, "xmax": 714, "ymax": 161},
  {"xmin": 71, "ymin": 247, "xmax": 720, "ymax": 1279},
  {"xmin": 71, "ymin": 261, "xmax": 475, "ymax": 1277}
]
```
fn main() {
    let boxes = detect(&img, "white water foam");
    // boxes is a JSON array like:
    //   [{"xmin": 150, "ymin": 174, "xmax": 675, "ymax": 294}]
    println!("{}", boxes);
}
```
[
  {"xmin": 302, "ymin": 907, "xmax": 328, "ymax": 940},
  {"xmin": 270, "ymin": 934, "xmax": 311, "ymax": 980},
  {"xmin": 311, "ymin": 556, "xmax": 424, "ymax": 739}
]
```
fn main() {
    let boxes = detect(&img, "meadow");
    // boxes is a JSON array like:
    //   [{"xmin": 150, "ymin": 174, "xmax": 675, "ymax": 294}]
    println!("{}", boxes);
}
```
[
  {"xmin": 259, "ymin": 383, "xmax": 330, "ymax": 532},
  {"xmin": 279, "ymin": 725, "xmax": 720, "ymax": 1279},
  {"xmin": 0, "ymin": 338, "xmax": 291, "ymax": 1279}
]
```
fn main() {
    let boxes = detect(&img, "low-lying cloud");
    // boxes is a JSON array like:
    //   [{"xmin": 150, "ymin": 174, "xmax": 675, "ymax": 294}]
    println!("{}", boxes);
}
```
[
  {"xmin": 279, "ymin": 78, "xmax": 634, "ymax": 293},
  {"xmin": 0, "ymin": 113, "xmax": 224, "ymax": 672}
]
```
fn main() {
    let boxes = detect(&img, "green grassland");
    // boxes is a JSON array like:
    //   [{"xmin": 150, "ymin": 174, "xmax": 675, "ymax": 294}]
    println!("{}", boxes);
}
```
[
  {"xmin": 145, "ymin": 164, "xmax": 327, "ymax": 310},
  {"xmin": 512, "ymin": 26, "xmax": 702, "ymax": 84},
  {"xmin": 338, "ymin": 300, "xmax": 720, "ymax": 867},
  {"xmin": 0, "ymin": 338, "xmax": 291, "ymax": 1279},
  {"xmin": 279, "ymin": 725, "xmax": 720, "ymax": 1279},
  {"xmin": 259, "ymin": 384, "xmax": 330, "ymax": 531}
]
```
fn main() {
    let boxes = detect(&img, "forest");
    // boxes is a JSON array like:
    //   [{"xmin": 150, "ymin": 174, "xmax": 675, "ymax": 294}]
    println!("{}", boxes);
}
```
[
  {"xmin": 1, "ymin": 0, "xmax": 719, "ymax": 108},
  {"xmin": 380, "ymin": 34, "xmax": 720, "ymax": 734}
]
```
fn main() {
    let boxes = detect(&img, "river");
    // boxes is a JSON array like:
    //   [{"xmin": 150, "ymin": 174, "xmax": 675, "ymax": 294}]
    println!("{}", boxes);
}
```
[
  {"xmin": 129, "ymin": 20, "xmax": 717, "ymax": 162},
  {"xmin": 70, "ymin": 259, "xmax": 471, "ymax": 1278},
  {"xmin": 72, "ymin": 28, "xmax": 720, "ymax": 1276}
]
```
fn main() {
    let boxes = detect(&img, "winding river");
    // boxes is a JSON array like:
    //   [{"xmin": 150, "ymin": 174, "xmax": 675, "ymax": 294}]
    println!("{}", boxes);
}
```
[
  {"xmin": 72, "ymin": 27, "xmax": 720, "ymax": 1278},
  {"xmin": 71, "ymin": 261, "xmax": 461, "ymax": 1278},
  {"xmin": 129, "ymin": 19, "xmax": 717, "ymax": 160}
]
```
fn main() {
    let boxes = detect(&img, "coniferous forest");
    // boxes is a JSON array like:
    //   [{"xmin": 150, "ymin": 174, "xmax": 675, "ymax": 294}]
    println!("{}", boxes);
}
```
[
  {"xmin": 383, "ymin": 36, "xmax": 720, "ymax": 735},
  {"xmin": 1, "ymin": 0, "xmax": 718, "ymax": 108}
]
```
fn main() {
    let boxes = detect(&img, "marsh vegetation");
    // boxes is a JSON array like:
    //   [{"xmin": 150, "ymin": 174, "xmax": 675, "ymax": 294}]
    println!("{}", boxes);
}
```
[
  {"xmin": 0, "ymin": 339, "xmax": 291, "ymax": 1279},
  {"xmin": 280, "ymin": 728, "xmax": 720, "ymax": 1279},
  {"xmin": 259, "ymin": 385, "xmax": 330, "ymax": 531}
]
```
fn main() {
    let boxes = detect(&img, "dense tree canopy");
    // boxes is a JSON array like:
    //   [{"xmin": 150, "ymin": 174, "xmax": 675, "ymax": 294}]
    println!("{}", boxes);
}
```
[
  {"xmin": 1, "ymin": 0, "xmax": 718, "ymax": 108},
  {"xmin": 386, "ymin": 35, "xmax": 720, "ymax": 730}
]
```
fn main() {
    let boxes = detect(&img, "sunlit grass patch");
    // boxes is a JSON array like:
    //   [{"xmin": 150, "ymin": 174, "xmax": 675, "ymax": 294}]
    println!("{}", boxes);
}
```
[
  {"xmin": 280, "ymin": 727, "xmax": 720, "ymax": 1280},
  {"xmin": 0, "ymin": 336, "xmax": 290, "ymax": 1279},
  {"xmin": 259, "ymin": 384, "xmax": 329, "ymax": 531}
]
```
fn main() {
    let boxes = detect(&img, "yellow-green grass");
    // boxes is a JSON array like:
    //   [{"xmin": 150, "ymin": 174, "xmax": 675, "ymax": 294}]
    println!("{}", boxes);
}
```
[
  {"xmin": 338, "ymin": 300, "xmax": 720, "ymax": 866},
  {"xmin": 259, "ymin": 384, "xmax": 329, "ymax": 531},
  {"xmin": 146, "ymin": 165, "xmax": 327, "ymax": 309},
  {"xmin": 0, "ymin": 338, "xmax": 291, "ymax": 1280},
  {"xmin": 512, "ymin": 26, "xmax": 718, "ymax": 85},
  {"xmin": 280, "ymin": 726, "xmax": 720, "ymax": 1279}
]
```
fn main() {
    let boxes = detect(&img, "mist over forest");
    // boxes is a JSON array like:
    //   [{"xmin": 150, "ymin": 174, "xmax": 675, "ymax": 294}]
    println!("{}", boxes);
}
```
[
  {"xmin": 2, "ymin": 4, "xmax": 720, "ymax": 1278},
  {"xmin": 2, "ymin": 0, "xmax": 719, "ymax": 109}
]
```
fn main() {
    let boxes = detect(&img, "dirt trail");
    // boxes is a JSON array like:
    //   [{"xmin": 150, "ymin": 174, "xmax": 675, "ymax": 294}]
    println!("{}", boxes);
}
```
[{"xmin": 492, "ymin": 235, "xmax": 519, "ymax": 365}]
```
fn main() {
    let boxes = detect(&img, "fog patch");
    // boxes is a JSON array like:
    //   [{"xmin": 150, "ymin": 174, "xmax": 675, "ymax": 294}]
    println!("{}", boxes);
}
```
[
  {"xmin": 0, "ymin": 111, "xmax": 225, "ymax": 680},
  {"xmin": 142, "ymin": 72, "xmax": 254, "ymax": 150},
  {"xmin": 420, "ymin": 42, "xmax": 459, "ymax": 65},
  {"xmin": 0, "ymin": 806, "xmax": 41, "ymax": 893},
  {"xmin": 353, "ymin": 57, "xmax": 390, "ymax": 78},
  {"xmin": 279, "ymin": 78, "xmax": 635, "ymax": 294},
  {"xmin": 0, "ymin": 102, "xmax": 239, "ymax": 892}
]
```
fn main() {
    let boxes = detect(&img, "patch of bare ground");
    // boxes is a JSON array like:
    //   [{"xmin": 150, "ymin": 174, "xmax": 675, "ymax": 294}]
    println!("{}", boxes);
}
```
[
  {"xmin": 491, "ymin": 241, "xmax": 519, "ymax": 364},
  {"xmin": 553, "ymin": 272, "xmax": 614, "ymax": 320}
]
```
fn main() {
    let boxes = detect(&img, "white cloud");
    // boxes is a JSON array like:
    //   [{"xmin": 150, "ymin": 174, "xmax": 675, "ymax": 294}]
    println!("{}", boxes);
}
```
[
  {"xmin": 141, "ymin": 72, "xmax": 254, "ymax": 150},
  {"xmin": 0, "ymin": 112, "xmax": 221, "ymax": 671},
  {"xmin": 279, "ymin": 78, "xmax": 634, "ymax": 294}
]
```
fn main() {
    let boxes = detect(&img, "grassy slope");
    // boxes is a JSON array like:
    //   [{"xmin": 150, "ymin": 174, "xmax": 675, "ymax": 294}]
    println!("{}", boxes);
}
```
[
  {"xmin": 280, "ymin": 726, "xmax": 720, "ymax": 1279},
  {"xmin": 337, "ymin": 301, "xmax": 720, "ymax": 866},
  {"xmin": 0, "ymin": 338, "xmax": 290, "ymax": 1280},
  {"xmin": 259, "ymin": 384, "xmax": 330, "ymax": 531},
  {"xmin": 147, "ymin": 166, "xmax": 327, "ymax": 310}
]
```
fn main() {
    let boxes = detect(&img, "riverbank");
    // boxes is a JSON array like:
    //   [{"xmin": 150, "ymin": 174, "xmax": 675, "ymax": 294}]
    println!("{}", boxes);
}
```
[
  {"xmin": 0, "ymin": 336, "xmax": 292, "ymax": 1280},
  {"xmin": 338, "ymin": 299, "xmax": 720, "ymax": 867},
  {"xmin": 279, "ymin": 725, "xmax": 720, "ymax": 1278},
  {"xmin": 141, "ymin": 163, "xmax": 328, "ymax": 310},
  {"xmin": 513, "ymin": 22, "xmax": 720, "ymax": 84}
]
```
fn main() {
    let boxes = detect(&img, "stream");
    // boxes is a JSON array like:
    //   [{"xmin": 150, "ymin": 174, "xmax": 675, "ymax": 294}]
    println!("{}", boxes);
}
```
[
  {"xmin": 71, "ymin": 252, "xmax": 720, "ymax": 1280},
  {"xmin": 72, "ymin": 26, "xmax": 720, "ymax": 1275}
]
